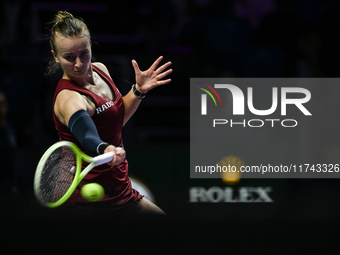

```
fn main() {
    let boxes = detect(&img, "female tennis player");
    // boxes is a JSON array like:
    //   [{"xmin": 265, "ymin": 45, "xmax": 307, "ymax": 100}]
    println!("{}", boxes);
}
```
[{"xmin": 47, "ymin": 11, "xmax": 172, "ymax": 214}]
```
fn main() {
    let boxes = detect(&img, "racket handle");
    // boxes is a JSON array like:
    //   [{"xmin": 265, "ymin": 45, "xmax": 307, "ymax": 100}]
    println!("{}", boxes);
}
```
[{"xmin": 92, "ymin": 151, "xmax": 115, "ymax": 166}]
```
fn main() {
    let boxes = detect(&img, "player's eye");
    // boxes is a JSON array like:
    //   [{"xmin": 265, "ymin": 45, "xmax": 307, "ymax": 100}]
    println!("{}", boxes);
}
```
[
  {"xmin": 80, "ymin": 51, "xmax": 88, "ymax": 57},
  {"xmin": 64, "ymin": 55, "xmax": 75, "ymax": 61}
]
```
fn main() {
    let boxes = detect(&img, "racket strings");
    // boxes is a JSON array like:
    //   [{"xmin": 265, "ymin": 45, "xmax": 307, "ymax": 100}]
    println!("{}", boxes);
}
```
[{"xmin": 39, "ymin": 146, "xmax": 76, "ymax": 204}]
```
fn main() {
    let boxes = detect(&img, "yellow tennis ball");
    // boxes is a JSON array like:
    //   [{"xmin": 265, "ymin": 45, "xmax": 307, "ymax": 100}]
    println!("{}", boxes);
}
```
[{"xmin": 80, "ymin": 183, "xmax": 105, "ymax": 202}]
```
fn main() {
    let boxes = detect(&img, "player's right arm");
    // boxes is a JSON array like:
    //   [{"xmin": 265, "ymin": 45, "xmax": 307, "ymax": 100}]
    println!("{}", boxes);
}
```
[
  {"xmin": 54, "ymin": 89, "xmax": 94, "ymax": 126},
  {"xmin": 54, "ymin": 90, "xmax": 125, "ymax": 164}
]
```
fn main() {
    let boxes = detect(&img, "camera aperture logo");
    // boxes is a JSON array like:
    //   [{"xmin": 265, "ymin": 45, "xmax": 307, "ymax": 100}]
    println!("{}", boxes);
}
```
[
  {"xmin": 197, "ymin": 82, "xmax": 223, "ymax": 114},
  {"xmin": 198, "ymin": 82, "xmax": 312, "ymax": 128}
]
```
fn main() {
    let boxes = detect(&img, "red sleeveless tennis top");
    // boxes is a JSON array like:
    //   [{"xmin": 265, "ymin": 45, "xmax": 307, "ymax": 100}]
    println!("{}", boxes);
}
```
[{"xmin": 52, "ymin": 64, "xmax": 142, "ymax": 209}]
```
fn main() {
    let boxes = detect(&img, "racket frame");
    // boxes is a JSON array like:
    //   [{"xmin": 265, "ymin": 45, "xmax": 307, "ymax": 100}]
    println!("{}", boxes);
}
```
[{"xmin": 34, "ymin": 141, "xmax": 114, "ymax": 208}]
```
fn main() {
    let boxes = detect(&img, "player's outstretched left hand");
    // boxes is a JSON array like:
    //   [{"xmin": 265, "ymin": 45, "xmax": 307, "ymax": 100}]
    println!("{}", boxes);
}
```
[{"xmin": 132, "ymin": 56, "xmax": 172, "ymax": 93}]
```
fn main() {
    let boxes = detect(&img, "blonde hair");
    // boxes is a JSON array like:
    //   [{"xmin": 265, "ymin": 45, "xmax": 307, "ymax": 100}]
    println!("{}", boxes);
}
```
[{"xmin": 46, "ymin": 11, "xmax": 91, "ymax": 75}]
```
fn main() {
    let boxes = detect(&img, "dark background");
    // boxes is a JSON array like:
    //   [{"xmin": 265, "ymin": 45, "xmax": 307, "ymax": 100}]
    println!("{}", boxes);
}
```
[{"xmin": 1, "ymin": 0, "xmax": 340, "ymax": 253}]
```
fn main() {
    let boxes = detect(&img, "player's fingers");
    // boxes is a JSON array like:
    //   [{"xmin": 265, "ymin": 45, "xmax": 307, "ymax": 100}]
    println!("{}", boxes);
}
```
[
  {"xmin": 115, "ymin": 147, "xmax": 124, "ymax": 155},
  {"xmin": 111, "ymin": 147, "xmax": 125, "ymax": 165},
  {"xmin": 116, "ymin": 147, "xmax": 123, "ymax": 155},
  {"xmin": 155, "ymin": 61, "xmax": 172, "ymax": 75},
  {"xmin": 132, "ymin": 59, "xmax": 141, "ymax": 74},
  {"xmin": 104, "ymin": 146, "xmax": 125, "ymax": 166},
  {"xmin": 156, "ymin": 78, "xmax": 172, "ymax": 86},
  {"xmin": 156, "ymin": 68, "xmax": 173, "ymax": 80},
  {"xmin": 150, "ymin": 56, "xmax": 164, "ymax": 70}
]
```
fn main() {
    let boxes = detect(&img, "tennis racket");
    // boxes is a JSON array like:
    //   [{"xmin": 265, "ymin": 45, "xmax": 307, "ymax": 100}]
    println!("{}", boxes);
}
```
[{"xmin": 34, "ymin": 141, "xmax": 115, "ymax": 208}]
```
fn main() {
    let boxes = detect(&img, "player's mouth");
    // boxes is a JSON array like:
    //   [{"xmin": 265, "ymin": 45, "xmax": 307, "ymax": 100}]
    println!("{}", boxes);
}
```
[{"xmin": 74, "ymin": 69, "xmax": 87, "ymax": 75}]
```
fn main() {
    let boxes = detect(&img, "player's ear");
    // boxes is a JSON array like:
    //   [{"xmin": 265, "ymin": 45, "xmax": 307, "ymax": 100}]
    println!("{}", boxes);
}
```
[{"xmin": 51, "ymin": 50, "xmax": 59, "ymax": 63}]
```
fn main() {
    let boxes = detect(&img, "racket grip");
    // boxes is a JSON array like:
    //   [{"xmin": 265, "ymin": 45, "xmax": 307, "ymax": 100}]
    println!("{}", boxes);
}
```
[{"xmin": 92, "ymin": 151, "xmax": 115, "ymax": 166}]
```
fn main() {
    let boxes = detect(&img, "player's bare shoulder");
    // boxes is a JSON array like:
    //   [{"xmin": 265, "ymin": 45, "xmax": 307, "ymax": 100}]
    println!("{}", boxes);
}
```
[
  {"xmin": 92, "ymin": 62, "xmax": 112, "ymax": 78},
  {"xmin": 54, "ymin": 90, "xmax": 94, "ymax": 125}
]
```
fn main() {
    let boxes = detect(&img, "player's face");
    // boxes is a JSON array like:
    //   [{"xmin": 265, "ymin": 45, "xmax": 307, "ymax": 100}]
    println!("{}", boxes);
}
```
[{"xmin": 52, "ymin": 33, "xmax": 92, "ymax": 80}]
